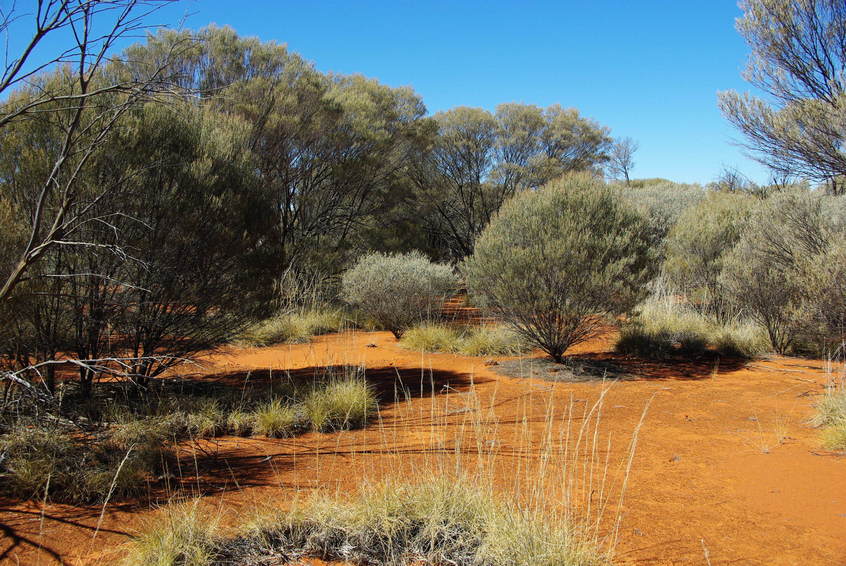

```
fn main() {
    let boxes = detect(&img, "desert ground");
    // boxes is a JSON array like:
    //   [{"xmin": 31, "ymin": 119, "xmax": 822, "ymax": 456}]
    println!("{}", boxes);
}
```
[{"xmin": 1, "ymin": 324, "xmax": 843, "ymax": 566}]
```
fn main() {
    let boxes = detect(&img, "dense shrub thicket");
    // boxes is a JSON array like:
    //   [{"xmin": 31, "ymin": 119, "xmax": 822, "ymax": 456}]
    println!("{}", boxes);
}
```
[
  {"xmin": 464, "ymin": 173, "xmax": 656, "ymax": 362},
  {"xmin": 342, "ymin": 251, "xmax": 458, "ymax": 339}
]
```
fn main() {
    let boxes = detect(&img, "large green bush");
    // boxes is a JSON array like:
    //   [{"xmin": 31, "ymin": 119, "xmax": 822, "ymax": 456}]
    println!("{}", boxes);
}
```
[
  {"xmin": 341, "ymin": 251, "xmax": 457, "ymax": 339},
  {"xmin": 463, "ymin": 173, "xmax": 656, "ymax": 362}
]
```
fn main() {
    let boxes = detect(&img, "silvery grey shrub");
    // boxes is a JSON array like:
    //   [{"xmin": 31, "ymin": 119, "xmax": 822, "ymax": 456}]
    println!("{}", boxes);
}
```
[{"xmin": 342, "ymin": 251, "xmax": 458, "ymax": 339}]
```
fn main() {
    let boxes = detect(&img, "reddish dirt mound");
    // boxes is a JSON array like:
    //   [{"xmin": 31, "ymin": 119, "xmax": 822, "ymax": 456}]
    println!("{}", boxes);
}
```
[{"xmin": 1, "ymin": 330, "xmax": 844, "ymax": 565}]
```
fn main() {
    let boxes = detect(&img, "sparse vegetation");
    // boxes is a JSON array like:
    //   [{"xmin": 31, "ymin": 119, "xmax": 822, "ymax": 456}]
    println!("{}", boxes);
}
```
[
  {"xmin": 238, "ymin": 308, "xmax": 347, "ymax": 346},
  {"xmin": 303, "ymin": 372, "xmax": 377, "ymax": 432}
]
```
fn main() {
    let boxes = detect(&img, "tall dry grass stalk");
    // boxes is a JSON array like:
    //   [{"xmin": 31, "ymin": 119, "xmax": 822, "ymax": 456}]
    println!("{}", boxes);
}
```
[{"xmin": 121, "ymin": 353, "xmax": 651, "ymax": 564}]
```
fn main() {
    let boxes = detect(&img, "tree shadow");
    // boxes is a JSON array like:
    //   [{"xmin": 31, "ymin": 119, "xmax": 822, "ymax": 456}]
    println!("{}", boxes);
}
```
[
  {"xmin": 151, "ymin": 365, "xmax": 481, "ymax": 494},
  {"xmin": 493, "ymin": 350, "xmax": 749, "ymax": 382}
]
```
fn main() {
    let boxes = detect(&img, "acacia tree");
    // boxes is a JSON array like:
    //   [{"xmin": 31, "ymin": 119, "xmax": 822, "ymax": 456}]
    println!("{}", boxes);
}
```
[
  {"xmin": 719, "ymin": 0, "xmax": 846, "ymax": 189},
  {"xmin": 1, "ymin": 95, "xmax": 278, "ymax": 397},
  {"xmin": 415, "ymin": 104, "xmax": 612, "ymax": 260}
]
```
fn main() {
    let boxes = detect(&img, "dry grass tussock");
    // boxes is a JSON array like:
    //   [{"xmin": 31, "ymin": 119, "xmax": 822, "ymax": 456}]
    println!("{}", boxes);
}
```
[
  {"xmin": 616, "ymin": 287, "xmax": 769, "ymax": 359},
  {"xmin": 122, "ymin": 377, "xmax": 652, "ymax": 565},
  {"xmin": 237, "ymin": 307, "xmax": 349, "ymax": 346}
]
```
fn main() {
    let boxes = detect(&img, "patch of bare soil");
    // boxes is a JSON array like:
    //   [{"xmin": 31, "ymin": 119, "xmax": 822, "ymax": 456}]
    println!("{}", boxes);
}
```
[{"xmin": 1, "ymin": 329, "xmax": 844, "ymax": 565}]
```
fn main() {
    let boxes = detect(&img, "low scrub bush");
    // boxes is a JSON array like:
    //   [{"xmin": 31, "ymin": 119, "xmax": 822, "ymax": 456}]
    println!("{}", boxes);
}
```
[
  {"xmin": 239, "ymin": 308, "xmax": 346, "ymax": 346},
  {"xmin": 719, "ymin": 190, "xmax": 846, "ymax": 354},
  {"xmin": 124, "ymin": 479, "xmax": 607, "ymax": 566},
  {"xmin": 662, "ymin": 191, "xmax": 755, "ymax": 320},
  {"xmin": 342, "ymin": 251, "xmax": 458, "ymax": 339},
  {"xmin": 464, "ymin": 173, "xmax": 655, "ymax": 362},
  {"xmin": 303, "ymin": 373, "xmax": 376, "ymax": 432},
  {"xmin": 0, "ymin": 422, "xmax": 172, "ymax": 504},
  {"xmin": 399, "ymin": 323, "xmax": 530, "ymax": 356}
]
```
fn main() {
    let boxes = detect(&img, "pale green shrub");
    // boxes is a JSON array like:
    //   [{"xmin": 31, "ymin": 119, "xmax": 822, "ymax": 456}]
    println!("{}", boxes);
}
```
[
  {"xmin": 618, "ymin": 181, "xmax": 705, "ymax": 250},
  {"xmin": 719, "ymin": 189, "xmax": 845, "ymax": 354},
  {"xmin": 342, "ymin": 251, "xmax": 458, "ymax": 339},
  {"xmin": 464, "ymin": 173, "xmax": 655, "ymax": 362}
]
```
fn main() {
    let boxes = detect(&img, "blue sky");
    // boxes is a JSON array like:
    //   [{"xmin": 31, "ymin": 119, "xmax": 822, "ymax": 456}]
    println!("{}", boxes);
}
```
[{"xmin": 8, "ymin": 0, "xmax": 771, "ymax": 184}]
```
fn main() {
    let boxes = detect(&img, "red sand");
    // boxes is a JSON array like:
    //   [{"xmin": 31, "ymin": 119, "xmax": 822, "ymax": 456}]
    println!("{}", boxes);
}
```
[{"xmin": 1, "ymin": 329, "xmax": 844, "ymax": 565}]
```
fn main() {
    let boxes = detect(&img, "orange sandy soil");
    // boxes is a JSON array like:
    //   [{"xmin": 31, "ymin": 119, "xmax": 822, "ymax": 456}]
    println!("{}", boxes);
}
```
[{"xmin": 1, "ymin": 329, "xmax": 845, "ymax": 566}]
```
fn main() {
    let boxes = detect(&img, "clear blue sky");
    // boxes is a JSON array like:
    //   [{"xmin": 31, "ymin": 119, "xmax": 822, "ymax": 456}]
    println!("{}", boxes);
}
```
[{"xmin": 9, "ymin": 0, "xmax": 772, "ymax": 184}]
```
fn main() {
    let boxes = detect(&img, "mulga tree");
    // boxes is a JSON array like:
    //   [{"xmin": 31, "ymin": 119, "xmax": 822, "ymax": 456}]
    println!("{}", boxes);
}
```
[
  {"xmin": 464, "ymin": 173, "xmax": 655, "ymax": 363},
  {"xmin": 122, "ymin": 26, "xmax": 432, "ymax": 279},
  {"xmin": 414, "ymin": 104, "xmax": 612, "ymax": 260}
]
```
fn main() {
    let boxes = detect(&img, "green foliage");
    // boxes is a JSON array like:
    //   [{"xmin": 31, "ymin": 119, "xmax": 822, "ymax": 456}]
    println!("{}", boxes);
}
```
[
  {"xmin": 718, "ymin": 0, "xmax": 846, "ymax": 186},
  {"xmin": 464, "ymin": 173, "xmax": 656, "ymax": 362},
  {"xmin": 719, "ymin": 190, "xmax": 846, "ymax": 354},
  {"xmin": 342, "ymin": 251, "xmax": 457, "ymax": 339},
  {"xmin": 617, "ymin": 181, "xmax": 706, "ymax": 253},
  {"xmin": 662, "ymin": 191, "xmax": 755, "ymax": 319},
  {"xmin": 399, "ymin": 323, "xmax": 530, "ymax": 356},
  {"xmin": 418, "ymin": 104, "xmax": 612, "ymax": 259}
]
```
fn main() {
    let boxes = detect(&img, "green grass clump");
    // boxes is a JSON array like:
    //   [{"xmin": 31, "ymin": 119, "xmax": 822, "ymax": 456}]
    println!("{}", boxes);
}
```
[
  {"xmin": 252, "ymin": 400, "xmax": 298, "ymax": 438},
  {"xmin": 399, "ymin": 323, "xmax": 530, "ymax": 357},
  {"xmin": 226, "ymin": 410, "xmax": 254, "ymax": 437},
  {"xmin": 125, "ymin": 479, "xmax": 607, "ymax": 566},
  {"xmin": 399, "ymin": 323, "xmax": 461, "ymax": 353},
  {"xmin": 239, "ymin": 308, "xmax": 346, "ymax": 346},
  {"xmin": 457, "ymin": 325, "xmax": 529, "ymax": 356},
  {"xmin": 814, "ymin": 386, "xmax": 846, "ymax": 451},
  {"xmin": 122, "ymin": 502, "xmax": 220, "ymax": 566},
  {"xmin": 616, "ymin": 293, "xmax": 768, "ymax": 359},
  {"xmin": 303, "ymin": 375, "xmax": 376, "ymax": 432}
]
